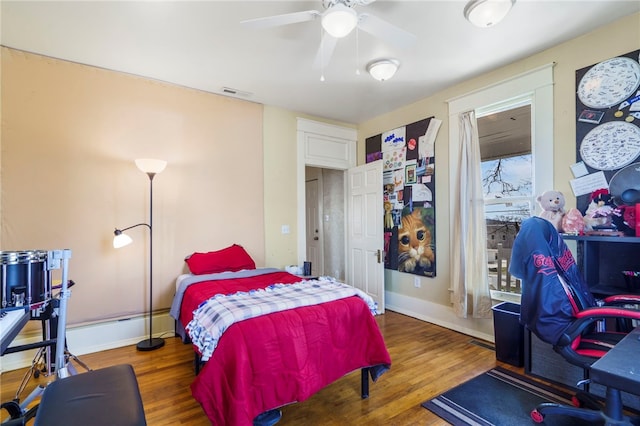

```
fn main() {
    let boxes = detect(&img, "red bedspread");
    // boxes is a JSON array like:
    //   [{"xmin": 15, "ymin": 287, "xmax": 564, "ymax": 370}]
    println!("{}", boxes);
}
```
[{"xmin": 178, "ymin": 271, "xmax": 391, "ymax": 426}]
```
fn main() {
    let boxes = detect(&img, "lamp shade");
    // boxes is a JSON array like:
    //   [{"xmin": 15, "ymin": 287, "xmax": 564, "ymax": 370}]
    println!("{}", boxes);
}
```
[
  {"xmin": 367, "ymin": 59, "xmax": 399, "ymax": 81},
  {"xmin": 322, "ymin": 3, "xmax": 358, "ymax": 38},
  {"xmin": 464, "ymin": 0, "xmax": 515, "ymax": 28},
  {"xmin": 135, "ymin": 158, "xmax": 167, "ymax": 175},
  {"xmin": 113, "ymin": 231, "xmax": 133, "ymax": 248}
]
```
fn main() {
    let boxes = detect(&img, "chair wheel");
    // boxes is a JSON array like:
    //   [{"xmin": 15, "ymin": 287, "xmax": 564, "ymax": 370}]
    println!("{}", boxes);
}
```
[
  {"xmin": 531, "ymin": 409, "xmax": 545, "ymax": 423},
  {"xmin": 571, "ymin": 395, "xmax": 581, "ymax": 407},
  {"xmin": 575, "ymin": 391, "xmax": 602, "ymax": 410}
]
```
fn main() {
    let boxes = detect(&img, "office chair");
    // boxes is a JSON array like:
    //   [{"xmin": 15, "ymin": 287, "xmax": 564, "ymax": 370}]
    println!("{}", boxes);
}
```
[{"xmin": 510, "ymin": 217, "xmax": 640, "ymax": 424}]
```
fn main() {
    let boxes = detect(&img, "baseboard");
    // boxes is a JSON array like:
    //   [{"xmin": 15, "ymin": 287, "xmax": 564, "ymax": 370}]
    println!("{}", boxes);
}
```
[
  {"xmin": 1, "ymin": 312, "xmax": 175, "ymax": 373},
  {"xmin": 385, "ymin": 291, "xmax": 495, "ymax": 343}
]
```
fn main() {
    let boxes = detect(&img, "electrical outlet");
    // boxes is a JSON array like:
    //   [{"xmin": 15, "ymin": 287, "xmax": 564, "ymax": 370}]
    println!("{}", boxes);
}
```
[
  {"xmin": 281, "ymin": 225, "xmax": 290, "ymax": 234},
  {"xmin": 414, "ymin": 276, "xmax": 421, "ymax": 288}
]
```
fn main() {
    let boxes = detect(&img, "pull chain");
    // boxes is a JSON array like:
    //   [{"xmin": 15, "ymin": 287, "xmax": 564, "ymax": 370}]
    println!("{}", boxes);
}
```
[
  {"xmin": 320, "ymin": 25, "xmax": 325, "ymax": 82},
  {"xmin": 355, "ymin": 26, "xmax": 360, "ymax": 75}
]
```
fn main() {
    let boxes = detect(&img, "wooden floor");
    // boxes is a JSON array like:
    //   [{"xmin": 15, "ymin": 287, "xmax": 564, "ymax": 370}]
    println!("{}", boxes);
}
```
[{"xmin": 1, "ymin": 311, "xmax": 522, "ymax": 425}]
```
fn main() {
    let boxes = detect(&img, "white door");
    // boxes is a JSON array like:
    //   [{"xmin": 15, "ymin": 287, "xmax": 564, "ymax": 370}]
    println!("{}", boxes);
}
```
[
  {"xmin": 305, "ymin": 179, "xmax": 322, "ymax": 276},
  {"xmin": 347, "ymin": 160, "xmax": 384, "ymax": 312}
]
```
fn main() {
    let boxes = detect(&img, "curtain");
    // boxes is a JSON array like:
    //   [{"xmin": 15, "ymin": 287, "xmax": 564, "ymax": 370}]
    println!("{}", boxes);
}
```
[{"xmin": 451, "ymin": 111, "xmax": 492, "ymax": 319}]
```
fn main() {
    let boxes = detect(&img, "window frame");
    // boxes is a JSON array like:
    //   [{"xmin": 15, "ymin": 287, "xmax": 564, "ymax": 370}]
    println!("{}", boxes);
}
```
[
  {"xmin": 447, "ymin": 64, "xmax": 555, "ymax": 300},
  {"xmin": 447, "ymin": 64, "xmax": 554, "ymax": 208}
]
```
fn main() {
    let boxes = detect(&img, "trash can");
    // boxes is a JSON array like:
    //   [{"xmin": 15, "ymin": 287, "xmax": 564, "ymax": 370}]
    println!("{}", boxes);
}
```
[{"xmin": 491, "ymin": 302, "xmax": 524, "ymax": 367}]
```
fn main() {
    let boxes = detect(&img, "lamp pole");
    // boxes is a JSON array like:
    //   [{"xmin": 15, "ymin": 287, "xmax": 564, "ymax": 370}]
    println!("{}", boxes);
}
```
[
  {"xmin": 137, "ymin": 170, "xmax": 164, "ymax": 351},
  {"xmin": 114, "ymin": 159, "xmax": 166, "ymax": 351}
]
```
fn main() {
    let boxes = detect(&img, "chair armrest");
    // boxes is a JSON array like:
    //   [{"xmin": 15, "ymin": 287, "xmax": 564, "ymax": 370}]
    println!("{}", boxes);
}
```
[
  {"xmin": 603, "ymin": 294, "xmax": 640, "ymax": 305},
  {"xmin": 576, "ymin": 306, "xmax": 640, "ymax": 320},
  {"xmin": 557, "ymin": 306, "xmax": 640, "ymax": 346}
]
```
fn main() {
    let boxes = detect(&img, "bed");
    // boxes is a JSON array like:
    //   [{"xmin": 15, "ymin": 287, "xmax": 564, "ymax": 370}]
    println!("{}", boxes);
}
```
[{"xmin": 169, "ymin": 245, "xmax": 392, "ymax": 426}]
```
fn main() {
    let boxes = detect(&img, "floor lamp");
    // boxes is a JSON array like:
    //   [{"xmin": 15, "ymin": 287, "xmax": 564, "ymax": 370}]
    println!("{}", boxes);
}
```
[{"xmin": 114, "ymin": 158, "xmax": 167, "ymax": 351}]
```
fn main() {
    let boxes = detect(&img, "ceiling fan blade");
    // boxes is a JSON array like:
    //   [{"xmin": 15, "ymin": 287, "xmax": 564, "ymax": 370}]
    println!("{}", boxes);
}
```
[
  {"xmin": 240, "ymin": 10, "xmax": 320, "ymax": 30},
  {"xmin": 313, "ymin": 32, "xmax": 339, "ymax": 70},
  {"xmin": 357, "ymin": 13, "xmax": 416, "ymax": 49}
]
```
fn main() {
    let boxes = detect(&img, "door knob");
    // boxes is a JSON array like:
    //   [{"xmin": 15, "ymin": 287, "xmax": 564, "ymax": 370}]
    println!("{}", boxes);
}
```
[{"xmin": 314, "ymin": 237, "xmax": 319, "ymax": 240}]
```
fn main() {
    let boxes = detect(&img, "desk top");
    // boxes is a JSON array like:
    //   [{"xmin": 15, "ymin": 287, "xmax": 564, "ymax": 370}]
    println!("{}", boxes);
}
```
[
  {"xmin": 1, "ymin": 308, "xmax": 30, "ymax": 355},
  {"xmin": 590, "ymin": 327, "xmax": 640, "ymax": 396}
]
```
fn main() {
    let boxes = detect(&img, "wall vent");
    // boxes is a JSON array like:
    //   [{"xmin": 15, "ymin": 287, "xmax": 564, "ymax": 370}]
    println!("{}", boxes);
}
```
[{"xmin": 221, "ymin": 87, "xmax": 252, "ymax": 98}]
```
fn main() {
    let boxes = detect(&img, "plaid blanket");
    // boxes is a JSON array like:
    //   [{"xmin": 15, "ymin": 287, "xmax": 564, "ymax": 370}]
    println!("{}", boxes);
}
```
[{"xmin": 186, "ymin": 277, "xmax": 378, "ymax": 362}]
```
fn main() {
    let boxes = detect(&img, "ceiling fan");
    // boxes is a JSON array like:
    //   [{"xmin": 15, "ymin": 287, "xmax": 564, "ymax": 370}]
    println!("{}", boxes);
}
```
[{"xmin": 240, "ymin": 0, "xmax": 416, "ymax": 70}]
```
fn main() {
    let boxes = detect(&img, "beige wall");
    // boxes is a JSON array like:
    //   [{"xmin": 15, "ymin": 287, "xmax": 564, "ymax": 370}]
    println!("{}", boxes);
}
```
[
  {"xmin": 262, "ymin": 106, "xmax": 300, "ymax": 268},
  {"xmin": 1, "ymin": 48, "xmax": 265, "ymax": 325},
  {"xmin": 262, "ymin": 106, "xmax": 355, "ymax": 271},
  {"xmin": 358, "ymin": 13, "xmax": 640, "ymax": 317}
]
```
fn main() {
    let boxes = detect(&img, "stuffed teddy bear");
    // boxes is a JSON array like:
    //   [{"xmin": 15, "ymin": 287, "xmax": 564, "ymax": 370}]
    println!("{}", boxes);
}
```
[{"xmin": 537, "ymin": 190, "xmax": 566, "ymax": 232}]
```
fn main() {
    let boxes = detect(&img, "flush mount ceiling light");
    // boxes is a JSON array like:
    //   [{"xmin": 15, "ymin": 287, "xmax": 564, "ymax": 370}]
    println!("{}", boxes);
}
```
[
  {"xmin": 367, "ymin": 59, "xmax": 399, "ymax": 81},
  {"xmin": 322, "ymin": 3, "xmax": 358, "ymax": 38},
  {"xmin": 464, "ymin": 0, "xmax": 515, "ymax": 28}
]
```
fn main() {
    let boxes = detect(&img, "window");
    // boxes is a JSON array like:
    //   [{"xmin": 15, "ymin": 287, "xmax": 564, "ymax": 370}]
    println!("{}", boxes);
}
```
[
  {"xmin": 448, "ymin": 64, "xmax": 554, "ymax": 300},
  {"xmin": 478, "ymin": 101, "xmax": 532, "ymax": 295}
]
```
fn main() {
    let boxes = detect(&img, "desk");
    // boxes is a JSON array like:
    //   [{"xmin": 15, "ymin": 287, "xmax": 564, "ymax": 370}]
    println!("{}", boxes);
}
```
[{"xmin": 590, "ymin": 326, "xmax": 640, "ymax": 397}]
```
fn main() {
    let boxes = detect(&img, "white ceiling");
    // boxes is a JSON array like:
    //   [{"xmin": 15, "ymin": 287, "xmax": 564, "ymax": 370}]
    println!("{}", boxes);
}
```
[{"xmin": 2, "ymin": 1, "xmax": 639, "ymax": 124}]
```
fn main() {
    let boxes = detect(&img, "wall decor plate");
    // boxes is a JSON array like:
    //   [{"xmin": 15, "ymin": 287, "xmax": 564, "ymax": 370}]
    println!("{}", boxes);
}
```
[
  {"xmin": 579, "ymin": 121, "xmax": 640, "ymax": 170},
  {"xmin": 577, "ymin": 56, "xmax": 640, "ymax": 109},
  {"xmin": 609, "ymin": 162, "xmax": 640, "ymax": 204}
]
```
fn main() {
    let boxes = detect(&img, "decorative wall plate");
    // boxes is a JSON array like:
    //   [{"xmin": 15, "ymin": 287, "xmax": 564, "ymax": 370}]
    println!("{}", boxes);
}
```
[
  {"xmin": 579, "ymin": 121, "xmax": 640, "ymax": 170},
  {"xmin": 577, "ymin": 56, "xmax": 640, "ymax": 109}
]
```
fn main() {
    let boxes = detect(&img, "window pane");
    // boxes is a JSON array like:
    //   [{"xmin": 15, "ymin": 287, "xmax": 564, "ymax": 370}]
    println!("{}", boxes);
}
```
[
  {"xmin": 485, "ymin": 201, "xmax": 531, "ymax": 225},
  {"xmin": 481, "ymin": 154, "xmax": 532, "ymax": 199},
  {"xmin": 486, "ymin": 202, "xmax": 529, "ymax": 294},
  {"xmin": 485, "ymin": 202, "xmax": 530, "ymax": 253}
]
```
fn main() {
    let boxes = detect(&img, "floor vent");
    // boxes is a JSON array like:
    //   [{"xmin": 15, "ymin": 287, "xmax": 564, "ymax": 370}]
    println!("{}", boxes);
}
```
[{"xmin": 470, "ymin": 339, "xmax": 495, "ymax": 351}]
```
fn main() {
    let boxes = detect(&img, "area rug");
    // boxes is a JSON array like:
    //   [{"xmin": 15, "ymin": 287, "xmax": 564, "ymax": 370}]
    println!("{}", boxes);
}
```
[{"xmin": 421, "ymin": 367, "xmax": 597, "ymax": 426}]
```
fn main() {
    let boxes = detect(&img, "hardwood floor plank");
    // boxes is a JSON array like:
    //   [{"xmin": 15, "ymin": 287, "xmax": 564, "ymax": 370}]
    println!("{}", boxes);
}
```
[{"xmin": 2, "ymin": 311, "xmax": 512, "ymax": 425}]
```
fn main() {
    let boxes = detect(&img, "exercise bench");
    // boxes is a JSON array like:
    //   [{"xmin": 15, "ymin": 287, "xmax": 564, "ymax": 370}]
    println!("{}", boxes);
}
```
[{"xmin": 33, "ymin": 364, "xmax": 146, "ymax": 426}]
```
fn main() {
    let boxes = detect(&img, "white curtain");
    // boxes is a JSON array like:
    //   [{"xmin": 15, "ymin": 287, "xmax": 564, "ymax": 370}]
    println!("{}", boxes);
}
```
[{"xmin": 451, "ymin": 111, "xmax": 492, "ymax": 319}]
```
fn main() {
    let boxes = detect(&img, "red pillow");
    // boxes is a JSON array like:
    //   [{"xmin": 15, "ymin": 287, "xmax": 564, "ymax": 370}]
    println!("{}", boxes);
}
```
[{"xmin": 185, "ymin": 244, "xmax": 256, "ymax": 275}]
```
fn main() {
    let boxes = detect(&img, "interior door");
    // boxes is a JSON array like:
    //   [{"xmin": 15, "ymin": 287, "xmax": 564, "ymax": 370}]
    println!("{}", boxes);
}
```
[
  {"xmin": 305, "ymin": 179, "xmax": 322, "ymax": 276},
  {"xmin": 347, "ymin": 160, "xmax": 384, "ymax": 312}
]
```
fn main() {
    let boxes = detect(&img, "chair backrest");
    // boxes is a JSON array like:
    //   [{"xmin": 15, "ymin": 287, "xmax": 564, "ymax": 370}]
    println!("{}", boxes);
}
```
[{"xmin": 509, "ymin": 217, "xmax": 596, "ymax": 346}]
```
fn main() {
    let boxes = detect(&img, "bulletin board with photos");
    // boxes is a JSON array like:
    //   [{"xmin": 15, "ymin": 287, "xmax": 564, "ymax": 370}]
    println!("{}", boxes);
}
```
[
  {"xmin": 365, "ymin": 117, "xmax": 441, "ymax": 277},
  {"xmin": 574, "ymin": 49, "xmax": 640, "ymax": 236}
]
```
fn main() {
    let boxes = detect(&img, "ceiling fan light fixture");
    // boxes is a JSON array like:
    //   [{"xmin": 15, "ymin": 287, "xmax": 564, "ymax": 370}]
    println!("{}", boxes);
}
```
[
  {"xmin": 464, "ymin": 0, "xmax": 515, "ymax": 28},
  {"xmin": 367, "ymin": 59, "xmax": 399, "ymax": 81},
  {"xmin": 322, "ymin": 3, "xmax": 358, "ymax": 38}
]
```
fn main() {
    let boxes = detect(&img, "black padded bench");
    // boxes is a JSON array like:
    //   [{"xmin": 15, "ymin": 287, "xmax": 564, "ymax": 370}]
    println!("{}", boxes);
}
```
[{"xmin": 34, "ymin": 364, "xmax": 146, "ymax": 426}]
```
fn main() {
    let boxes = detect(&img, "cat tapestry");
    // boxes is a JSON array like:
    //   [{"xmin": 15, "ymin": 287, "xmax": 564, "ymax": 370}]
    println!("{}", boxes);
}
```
[{"xmin": 366, "ymin": 117, "xmax": 441, "ymax": 278}]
